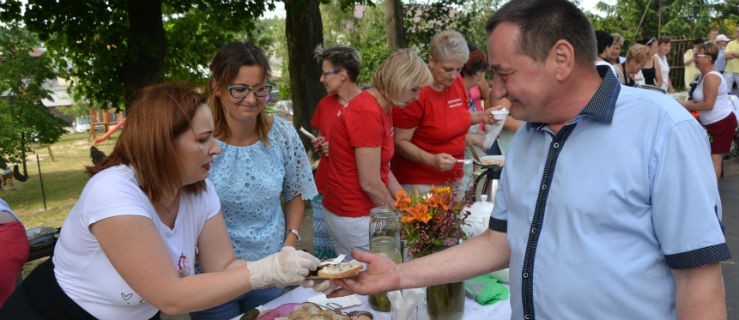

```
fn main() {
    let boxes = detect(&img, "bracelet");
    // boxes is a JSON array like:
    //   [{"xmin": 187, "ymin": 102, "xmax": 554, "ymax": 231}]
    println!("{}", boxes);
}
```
[{"xmin": 287, "ymin": 228, "xmax": 301, "ymax": 242}]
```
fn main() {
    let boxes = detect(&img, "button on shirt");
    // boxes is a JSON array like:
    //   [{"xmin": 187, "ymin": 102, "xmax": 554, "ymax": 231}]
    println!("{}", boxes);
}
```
[{"xmin": 490, "ymin": 69, "xmax": 731, "ymax": 319}]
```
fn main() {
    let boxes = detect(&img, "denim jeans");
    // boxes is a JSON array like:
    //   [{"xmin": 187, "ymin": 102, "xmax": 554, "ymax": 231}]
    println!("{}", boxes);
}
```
[{"xmin": 189, "ymin": 286, "xmax": 283, "ymax": 320}]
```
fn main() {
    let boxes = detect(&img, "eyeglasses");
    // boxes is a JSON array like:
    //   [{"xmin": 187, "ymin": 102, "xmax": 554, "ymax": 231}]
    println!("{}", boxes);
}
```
[
  {"xmin": 321, "ymin": 69, "xmax": 341, "ymax": 77},
  {"xmin": 226, "ymin": 83, "xmax": 273, "ymax": 100},
  {"xmin": 645, "ymin": 37, "xmax": 656, "ymax": 45}
]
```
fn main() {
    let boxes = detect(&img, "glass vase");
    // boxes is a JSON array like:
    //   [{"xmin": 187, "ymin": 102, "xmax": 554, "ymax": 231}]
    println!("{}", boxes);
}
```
[
  {"xmin": 421, "ymin": 246, "xmax": 464, "ymax": 320},
  {"xmin": 369, "ymin": 206, "xmax": 402, "ymax": 312},
  {"xmin": 426, "ymin": 281, "xmax": 465, "ymax": 320}
]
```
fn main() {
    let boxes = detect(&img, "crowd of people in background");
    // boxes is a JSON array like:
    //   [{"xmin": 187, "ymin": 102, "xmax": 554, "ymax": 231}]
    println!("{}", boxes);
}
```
[
  {"xmin": 0, "ymin": 0, "xmax": 735, "ymax": 319},
  {"xmin": 594, "ymin": 25, "xmax": 739, "ymax": 180}
]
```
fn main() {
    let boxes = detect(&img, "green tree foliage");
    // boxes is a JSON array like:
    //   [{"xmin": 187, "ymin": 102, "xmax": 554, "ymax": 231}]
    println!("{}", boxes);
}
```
[
  {"xmin": 714, "ymin": 0, "xmax": 739, "ymax": 18},
  {"xmin": 590, "ymin": 0, "xmax": 737, "ymax": 43},
  {"xmin": 317, "ymin": 0, "xmax": 501, "ymax": 87},
  {"xmin": 0, "ymin": 24, "xmax": 66, "ymax": 169},
  {"xmin": 319, "ymin": 2, "xmax": 391, "ymax": 87},
  {"xmin": 460, "ymin": 0, "xmax": 506, "ymax": 52},
  {"xmin": 0, "ymin": 0, "xmax": 273, "ymax": 111},
  {"xmin": 256, "ymin": 17, "xmax": 291, "ymax": 100},
  {"xmin": 403, "ymin": 0, "xmax": 475, "ymax": 57}
]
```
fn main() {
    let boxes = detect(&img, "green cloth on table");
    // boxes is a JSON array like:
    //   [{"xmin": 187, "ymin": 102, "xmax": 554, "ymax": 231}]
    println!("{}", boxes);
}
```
[{"xmin": 464, "ymin": 274, "xmax": 509, "ymax": 306}]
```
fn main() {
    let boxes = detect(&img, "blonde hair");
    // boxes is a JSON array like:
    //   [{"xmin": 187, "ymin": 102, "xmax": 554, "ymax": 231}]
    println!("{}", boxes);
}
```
[
  {"xmin": 611, "ymin": 33, "xmax": 624, "ymax": 46},
  {"xmin": 626, "ymin": 44, "xmax": 651, "ymax": 65},
  {"xmin": 373, "ymin": 49, "xmax": 433, "ymax": 106},
  {"xmin": 430, "ymin": 30, "xmax": 470, "ymax": 64}
]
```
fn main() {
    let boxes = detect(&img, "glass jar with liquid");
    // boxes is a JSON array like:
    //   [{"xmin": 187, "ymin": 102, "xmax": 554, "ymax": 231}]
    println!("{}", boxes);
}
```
[{"xmin": 368, "ymin": 206, "xmax": 402, "ymax": 312}]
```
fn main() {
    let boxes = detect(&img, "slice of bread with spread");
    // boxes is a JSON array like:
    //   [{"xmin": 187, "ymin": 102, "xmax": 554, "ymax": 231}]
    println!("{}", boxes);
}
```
[{"xmin": 316, "ymin": 262, "xmax": 363, "ymax": 279}]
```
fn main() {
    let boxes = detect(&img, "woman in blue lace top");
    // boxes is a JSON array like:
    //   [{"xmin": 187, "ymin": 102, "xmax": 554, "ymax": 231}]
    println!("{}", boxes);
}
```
[{"xmin": 190, "ymin": 41, "xmax": 318, "ymax": 320}]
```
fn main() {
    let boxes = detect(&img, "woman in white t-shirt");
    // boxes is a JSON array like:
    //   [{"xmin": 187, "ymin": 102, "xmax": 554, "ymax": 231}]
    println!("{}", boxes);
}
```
[
  {"xmin": 0, "ymin": 84, "xmax": 319, "ymax": 320},
  {"xmin": 680, "ymin": 42, "xmax": 738, "ymax": 179}
]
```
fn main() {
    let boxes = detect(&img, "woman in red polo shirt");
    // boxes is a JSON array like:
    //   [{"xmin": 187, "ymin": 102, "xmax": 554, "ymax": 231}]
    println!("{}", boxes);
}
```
[
  {"xmin": 322, "ymin": 49, "xmax": 432, "ymax": 258},
  {"xmin": 392, "ymin": 31, "xmax": 497, "ymax": 196},
  {"xmin": 309, "ymin": 45, "xmax": 363, "ymax": 260}
]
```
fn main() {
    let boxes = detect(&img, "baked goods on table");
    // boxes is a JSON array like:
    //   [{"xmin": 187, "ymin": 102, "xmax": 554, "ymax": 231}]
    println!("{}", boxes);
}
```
[{"xmin": 273, "ymin": 302, "xmax": 372, "ymax": 320}]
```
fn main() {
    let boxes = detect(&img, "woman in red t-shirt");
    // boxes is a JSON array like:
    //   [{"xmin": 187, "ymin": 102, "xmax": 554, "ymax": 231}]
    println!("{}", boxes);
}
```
[
  {"xmin": 392, "ymin": 31, "xmax": 498, "ymax": 196},
  {"xmin": 308, "ymin": 46, "xmax": 363, "ymax": 260},
  {"xmin": 0, "ymin": 198, "xmax": 28, "ymax": 308},
  {"xmin": 321, "ymin": 49, "xmax": 432, "ymax": 258}
]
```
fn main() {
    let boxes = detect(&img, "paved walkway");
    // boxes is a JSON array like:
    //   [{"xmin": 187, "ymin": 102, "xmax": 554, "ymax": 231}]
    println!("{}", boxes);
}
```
[{"xmin": 719, "ymin": 174, "xmax": 738, "ymax": 319}]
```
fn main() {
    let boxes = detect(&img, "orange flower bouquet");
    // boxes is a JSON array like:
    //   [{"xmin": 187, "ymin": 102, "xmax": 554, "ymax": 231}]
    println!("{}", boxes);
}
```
[
  {"xmin": 395, "ymin": 185, "xmax": 472, "ymax": 320},
  {"xmin": 394, "ymin": 186, "xmax": 471, "ymax": 258}
]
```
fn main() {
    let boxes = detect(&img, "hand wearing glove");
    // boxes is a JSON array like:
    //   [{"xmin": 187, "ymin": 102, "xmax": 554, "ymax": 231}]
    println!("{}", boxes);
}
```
[
  {"xmin": 248, "ymin": 246, "xmax": 320, "ymax": 289},
  {"xmin": 301, "ymin": 278, "xmax": 339, "ymax": 295}
]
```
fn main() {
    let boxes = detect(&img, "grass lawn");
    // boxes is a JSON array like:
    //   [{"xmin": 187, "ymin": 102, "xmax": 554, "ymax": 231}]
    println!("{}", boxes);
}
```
[
  {"xmin": 2, "ymin": 130, "xmax": 120, "ymax": 276},
  {"xmin": 2, "ymin": 131, "xmax": 119, "ymax": 228}
]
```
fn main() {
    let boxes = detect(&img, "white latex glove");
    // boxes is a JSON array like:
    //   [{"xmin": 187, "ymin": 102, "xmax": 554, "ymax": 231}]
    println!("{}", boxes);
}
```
[
  {"xmin": 301, "ymin": 278, "xmax": 339, "ymax": 294},
  {"xmin": 248, "ymin": 246, "xmax": 320, "ymax": 289}
]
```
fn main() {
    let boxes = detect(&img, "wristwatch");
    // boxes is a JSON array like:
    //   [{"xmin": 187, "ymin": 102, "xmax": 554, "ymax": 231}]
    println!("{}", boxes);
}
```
[{"xmin": 287, "ymin": 228, "xmax": 301, "ymax": 242}]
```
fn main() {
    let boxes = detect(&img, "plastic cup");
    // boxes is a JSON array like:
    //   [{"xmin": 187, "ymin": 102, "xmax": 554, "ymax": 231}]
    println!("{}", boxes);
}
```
[{"xmin": 492, "ymin": 110, "xmax": 509, "ymax": 121}]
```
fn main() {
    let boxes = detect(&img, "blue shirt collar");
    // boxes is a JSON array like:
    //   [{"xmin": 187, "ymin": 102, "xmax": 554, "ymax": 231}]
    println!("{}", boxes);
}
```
[{"xmin": 526, "ymin": 65, "xmax": 621, "ymax": 131}]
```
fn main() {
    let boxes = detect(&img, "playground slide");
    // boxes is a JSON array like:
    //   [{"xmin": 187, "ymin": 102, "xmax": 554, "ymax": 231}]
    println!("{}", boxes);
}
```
[{"xmin": 93, "ymin": 118, "xmax": 126, "ymax": 145}]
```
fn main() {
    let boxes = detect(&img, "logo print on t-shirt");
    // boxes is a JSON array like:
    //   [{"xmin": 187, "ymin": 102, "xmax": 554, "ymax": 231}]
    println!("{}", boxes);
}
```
[
  {"xmin": 448, "ymin": 98, "xmax": 464, "ymax": 109},
  {"xmin": 120, "ymin": 292, "xmax": 146, "ymax": 305},
  {"xmin": 177, "ymin": 253, "xmax": 192, "ymax": 278}
]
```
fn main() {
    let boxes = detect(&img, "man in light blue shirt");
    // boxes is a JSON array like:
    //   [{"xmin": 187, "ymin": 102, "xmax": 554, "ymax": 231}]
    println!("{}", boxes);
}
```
[
  {"xmin": 335, "ymin": 0, "xmax": 730, "ymax": 319},
  {"xmin": 492, "ymin": 68, "xmax": 727, "ymax": 318}
]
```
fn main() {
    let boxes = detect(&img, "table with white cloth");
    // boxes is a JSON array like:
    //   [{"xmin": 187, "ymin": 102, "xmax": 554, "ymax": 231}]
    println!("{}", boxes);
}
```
[{"xmin": 253, "ymin": 285, "xmax": 511, "ymax": 320}]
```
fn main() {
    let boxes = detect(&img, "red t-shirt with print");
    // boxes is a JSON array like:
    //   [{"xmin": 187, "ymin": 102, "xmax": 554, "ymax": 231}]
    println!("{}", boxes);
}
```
[
  {"xmin": 310, "ymin": 93, "xmax": 345, "ymax": 194},
  {"xmin": 392, "ymin": 76, "xmax": 470, "ymax": 185},
  {"xmin": 323, "ymin": 91, "xmax": 394, "ymax": 217}
]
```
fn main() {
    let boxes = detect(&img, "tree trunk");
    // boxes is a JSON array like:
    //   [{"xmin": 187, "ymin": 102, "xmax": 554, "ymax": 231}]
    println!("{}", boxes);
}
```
[
  {"xmin": 285, "ymin": 0, "xmax": 326, "ymax": 150},
  {"xmin": 123, "ymin": 0, "xmax": 165, "ymax": 111},
  {"xmin": 384, "ymin": 0, "xmax": 407, "ymax": 50}
]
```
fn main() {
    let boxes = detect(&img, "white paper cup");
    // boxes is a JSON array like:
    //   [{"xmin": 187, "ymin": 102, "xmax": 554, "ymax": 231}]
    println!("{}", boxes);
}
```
[{"xmin": 492, "ymin": 110, "xmax": 509, "ymax": 121}]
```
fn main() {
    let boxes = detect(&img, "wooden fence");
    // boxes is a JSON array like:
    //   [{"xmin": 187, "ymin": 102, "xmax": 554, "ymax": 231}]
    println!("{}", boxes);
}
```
[{"xmin": 666, "ymin": 38, "xmax": 697, "ymax": 91}]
